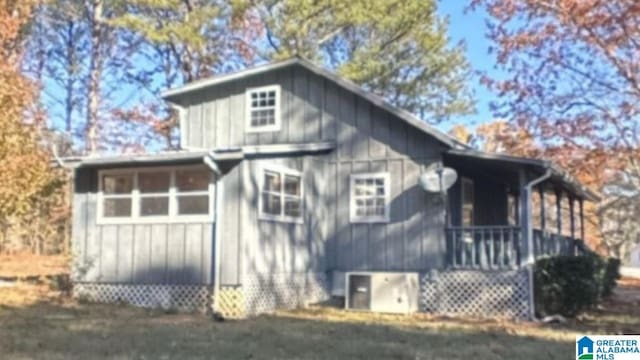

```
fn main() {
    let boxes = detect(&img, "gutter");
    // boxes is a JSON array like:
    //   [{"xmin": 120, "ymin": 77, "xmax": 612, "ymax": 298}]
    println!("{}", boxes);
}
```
[
  {"xmin": 524, "ymin": 168, "xmax": 552, "ymax": 321},
  {"xmin": 204, "ymin": 152, "xmax": 223, "ymax": 315}
]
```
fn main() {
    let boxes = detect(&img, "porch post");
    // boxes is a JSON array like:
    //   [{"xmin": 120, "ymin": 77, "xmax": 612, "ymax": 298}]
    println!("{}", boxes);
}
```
[
  {"xmin": 539, "ymin": 187, "xmax": 545, "ymax": 232},
  {"xmin": 555, "ymin": 189, "xmax": 562, "ymax": 235},
  {"xmin": 519, "ymin": 169, "xmax": 530, "ymax": 265},
  {"xmin": 569, "ymin": 196, "xmax": 576, "ymax": 255},
  {"xmin": 569, "ymin": 197, "xmax": 575, "ymax": 239},
  {"xmin": 579, "ymin": 198, "xmax": 585, "ymax": 242}
]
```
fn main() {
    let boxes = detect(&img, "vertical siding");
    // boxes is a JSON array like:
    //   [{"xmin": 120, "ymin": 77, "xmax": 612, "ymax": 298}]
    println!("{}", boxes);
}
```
[
  {"xmin": 219, "ymin": 162, "xmax": 242, "ymax": 285},
  {"xmin": 324, "ymin": 157, "xmax": 443, "ymax": 272},
  {"xmin": 242, "ymin": 157, "xmax": 328, "ymax": 276},
  {"xmin": 72, "ymin": 168, "xmax": 216, "ymax": 285}
]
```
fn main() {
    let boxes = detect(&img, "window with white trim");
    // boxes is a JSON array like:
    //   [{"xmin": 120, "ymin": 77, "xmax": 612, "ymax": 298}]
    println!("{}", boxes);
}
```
[
  {"xmin": 259, "ymin": 166, "xmax": 303, "ymax": 223},
  {"xmin": 246, "ymin": 85, "xmax": 280, "ymax": 132},
  {"xmin": 350, "ymin": 173, "xmax": 390, "ymax": 223},
  {"xmin": 98, "ymin": 166, "xmax": 214, "ymax": 224}
]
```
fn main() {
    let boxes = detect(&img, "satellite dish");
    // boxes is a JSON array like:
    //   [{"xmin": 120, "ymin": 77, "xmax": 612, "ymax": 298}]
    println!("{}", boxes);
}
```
[{"xmin": 419, "ymin": 167, "xmax": 457, "ymax": 193}]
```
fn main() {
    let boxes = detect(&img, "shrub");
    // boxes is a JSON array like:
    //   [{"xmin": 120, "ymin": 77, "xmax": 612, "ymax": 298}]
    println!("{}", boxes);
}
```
[
  {"xmin": 600, "ymin": 257, "xmax": 621, "ymax": 298},
  {"xmin": 534, "ymin": 254, "xmax": 620, "ymax": 317},
  {"xmin": 534, "ymin": 256, "xmax": 598, "ymax": 317}
]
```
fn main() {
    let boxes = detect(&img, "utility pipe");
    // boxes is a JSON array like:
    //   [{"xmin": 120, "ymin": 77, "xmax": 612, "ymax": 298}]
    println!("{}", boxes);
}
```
[
  {"xmin": 204, "ymin": 153, "xmax": 223, "ymax": 314},
  {"xmin": 523, "ymin": 168, "xmax": 552, "ymax": 321}
]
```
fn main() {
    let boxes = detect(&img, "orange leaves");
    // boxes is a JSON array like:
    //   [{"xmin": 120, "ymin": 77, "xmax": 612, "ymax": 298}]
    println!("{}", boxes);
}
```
[{"xmin": 0, "ymin": 0, "xmax": 62, "ymax": 220}]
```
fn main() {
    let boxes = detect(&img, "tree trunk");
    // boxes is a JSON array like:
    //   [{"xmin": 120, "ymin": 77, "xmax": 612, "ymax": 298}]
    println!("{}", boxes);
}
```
[{"xmin": 85, "ymin": 0, "xmax": 103, "ymax": 154}]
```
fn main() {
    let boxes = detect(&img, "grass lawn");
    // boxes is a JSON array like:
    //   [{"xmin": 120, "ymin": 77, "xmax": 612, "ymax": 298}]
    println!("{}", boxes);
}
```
[{"xmin": 0, "ymin": 280, "xmax": 638, "ymax": 360}]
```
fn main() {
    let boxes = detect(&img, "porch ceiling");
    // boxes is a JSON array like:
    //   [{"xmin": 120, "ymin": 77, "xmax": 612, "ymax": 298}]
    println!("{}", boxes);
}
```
[{"xmin": 444, "ymin": 149, "xmax": 600, "ymax": 201}]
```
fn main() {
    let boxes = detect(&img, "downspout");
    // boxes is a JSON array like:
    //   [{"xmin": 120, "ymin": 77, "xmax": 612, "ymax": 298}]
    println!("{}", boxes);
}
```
[
  {"xmin": 523, "ymin": 167, "xmax": 552, "ymax": 321},
  {"xmin": 204, "ymin": 153, "xmax": 223, "ymax": 314}
]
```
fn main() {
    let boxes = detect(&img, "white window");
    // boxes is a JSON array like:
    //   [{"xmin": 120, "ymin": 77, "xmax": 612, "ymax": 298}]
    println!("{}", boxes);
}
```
[
  {"xmin": 350, "ymin": 173, "xmax": 390, "ymax": 223},
  {"xmin": 97, "ymin": 165, "xmax": 214, "ymax": 224},
  {"xmin": 461, "ymin": 177, "xmax": 474, "ymax": 227},
  {"xmin": 259, "ymin": 166, "xmax": 303, "ymax": 223},
  {"xmin": 246, "ymin": 85, "xmax": 281, "ymax": 132}
]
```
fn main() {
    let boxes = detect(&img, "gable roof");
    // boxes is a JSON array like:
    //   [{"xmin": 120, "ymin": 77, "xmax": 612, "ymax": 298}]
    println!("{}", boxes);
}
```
[{"xmin": 161, "ymin": 57, "xmax": 467, "ymax": 149}]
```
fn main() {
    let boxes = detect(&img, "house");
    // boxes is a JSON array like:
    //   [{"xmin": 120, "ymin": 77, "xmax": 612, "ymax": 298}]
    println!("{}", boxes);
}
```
[{"xmin": 70, "ymin": 57, "xmax": 598, "ymax": 319}]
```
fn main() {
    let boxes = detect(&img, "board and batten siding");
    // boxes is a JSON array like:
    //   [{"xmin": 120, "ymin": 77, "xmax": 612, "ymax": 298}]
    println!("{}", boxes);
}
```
[
  {"xmin": 179, "ymin": 64, "xmax": 446, "ymax": 160},
  {"xmin": 174, "ymin": 64, "xmax": 451, "ymax": 275},
  {"xmin": 72, "ymin": 167, "xmax": 215, "ymax": 285},
  {"xmin": 240, "ymin": 156, "xmax": 327, "ymax": 277}
]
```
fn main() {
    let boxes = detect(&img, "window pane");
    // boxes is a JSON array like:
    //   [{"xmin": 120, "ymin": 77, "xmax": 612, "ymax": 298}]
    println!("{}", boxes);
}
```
[
  {"xmin": 284, "ymin": 198, "xmax": 301, "ymax": 217},
  {"xmin": 284, "ymin": 175, "xmax": 301, "ymax": 196},
  {"xmin": 177, "ymin": 195, "xmax": 209, "ymax": 215},
  {"xmin": 141, "ymin": 197, "xmax": 169, "ymax": 216},
  {"xmin": 139, "ymin": 172, "xmax": 170, "ymax": 193},
  {"xmin": 262, "ymin": 193, "xmax": 281, "ymax": 215},
  {"xmin": 103, "ymin": 174, "xmax": 133, "ymax": 194},
  {"xmin": 463, "ymin": 208, "xmax": 473, "ymax": 227},
  {"xmin": 103, "ymin": 198, "xmax": 132, "ymax": 217},
  {"xmin": 176, "ymin": 169, "xmax": 210, "ymax": 192},
  {"xmin": 264, "ymin": 171, "xmax": 281, "ymax": 192}
]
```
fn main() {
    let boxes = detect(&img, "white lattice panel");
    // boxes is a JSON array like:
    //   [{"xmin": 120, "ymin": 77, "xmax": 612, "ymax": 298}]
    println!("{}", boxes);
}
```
[
  {"xmin": 73, "ymin": 283, "xmax": 211, "ymax": 312},
  {"xmin": 421, "ymin": 270, "xmax": 530, "ymax": 319},
  {"xmin": 243, "ymin": 273, "xmax": 329, "ymax": 316}
]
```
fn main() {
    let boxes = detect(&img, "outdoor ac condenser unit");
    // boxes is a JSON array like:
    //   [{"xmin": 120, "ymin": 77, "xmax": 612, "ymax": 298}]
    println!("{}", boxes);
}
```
[{"xmin": 345, "ymin": 272, "xmax": 419, "ymax": 314}]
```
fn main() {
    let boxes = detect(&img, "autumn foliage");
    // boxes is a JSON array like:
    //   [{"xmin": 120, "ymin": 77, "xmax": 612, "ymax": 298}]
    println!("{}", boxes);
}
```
[{"xmin": 0, "ymin": 0, "xmax": 67, "ymax": 254}]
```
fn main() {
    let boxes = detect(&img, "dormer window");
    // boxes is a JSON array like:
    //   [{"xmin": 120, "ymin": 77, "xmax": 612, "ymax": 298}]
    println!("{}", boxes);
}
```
[{"xmin": 246, "ymin": 85, "xmax": 281, "ymax": 132}]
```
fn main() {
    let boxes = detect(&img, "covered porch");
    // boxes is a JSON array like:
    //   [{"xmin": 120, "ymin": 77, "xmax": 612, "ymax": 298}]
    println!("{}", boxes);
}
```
[{"xmin": 442, "ymin": 149, "xmax": 599, "ymax": 270}]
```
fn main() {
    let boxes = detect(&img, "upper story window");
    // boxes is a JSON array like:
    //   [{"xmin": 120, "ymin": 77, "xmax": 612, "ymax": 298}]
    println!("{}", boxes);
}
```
[
  {"xmin": 350, "ymin": 173, "xmax": 390, "ymax": 223},
  {"xmin": 98, "ymin": 166, "xmax": 214, "ymax": 224},
  {"xmin": 246, "ymin": 85, "xmax": 281, "ymax": 132},
  {"xmin": 259, "ymin": 165, "xmax": 303, "ymax": 223}
]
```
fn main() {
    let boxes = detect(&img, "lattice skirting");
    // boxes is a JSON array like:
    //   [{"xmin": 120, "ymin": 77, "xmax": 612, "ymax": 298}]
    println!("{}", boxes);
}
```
[
  {"xmin": 73, "ymin": 283, "xmax": 212, "ymax": 312},
  {"xmin": 243, "ymin": 272, "xmax": 330, "ymax": 316},
  {"xmin": 215, "ymin": 286, "xmax": 245, "ymax": 319},
  {"xmin": 421, "ymin": 269, "xmax": 530, "ymax": 319}
]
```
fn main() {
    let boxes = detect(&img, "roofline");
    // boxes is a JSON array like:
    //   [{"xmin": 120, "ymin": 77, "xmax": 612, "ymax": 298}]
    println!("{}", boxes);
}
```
[
  {"xmin": 65, "ymin": 141, "xmax": 336, "ymax": 168},
  {"xmin": 161, "ymin": 58, "xmax": 300, "ymax": 99},
  {"xmin": 161, "ymin": 57, "xmax": 466, "ymax": 149},
  {"xmin": 446, "ymin": 149, "xmax": 600, "ymax": 201}
]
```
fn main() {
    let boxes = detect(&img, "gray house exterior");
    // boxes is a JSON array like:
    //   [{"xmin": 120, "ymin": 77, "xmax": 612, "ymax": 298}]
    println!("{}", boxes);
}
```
[{"xmin": 71, "ymin": 58, "xmax": 598, "ymax": 319}]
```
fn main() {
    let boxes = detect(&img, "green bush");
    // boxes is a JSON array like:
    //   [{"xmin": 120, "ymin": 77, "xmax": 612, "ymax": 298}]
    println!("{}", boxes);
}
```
[
  {"xmin": 600, "ymin": 257, "xmax": 621, "ymax": 298},
  {"xmin": 534, "ymin": 254, "xmax": 620, "ymax": 317}
]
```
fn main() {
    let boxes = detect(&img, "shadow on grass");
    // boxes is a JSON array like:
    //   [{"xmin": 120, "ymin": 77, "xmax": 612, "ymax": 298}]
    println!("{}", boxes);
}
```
[{"xmin": 0, "ymin": 300, "xmax": 575, "ymax": 360}]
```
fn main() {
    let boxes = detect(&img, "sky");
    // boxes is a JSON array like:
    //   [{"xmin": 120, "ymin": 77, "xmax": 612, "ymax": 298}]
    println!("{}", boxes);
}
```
[{"xmin": 437, "ymin": 1, "xmax": 502, "ymax": 131}]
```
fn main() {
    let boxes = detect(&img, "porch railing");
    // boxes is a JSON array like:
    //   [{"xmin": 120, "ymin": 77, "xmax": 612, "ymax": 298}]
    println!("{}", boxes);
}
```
[
  {"xmin": 532, "ymin": 229, "xmax": 578, "ymax": 257},
  {"xmin": 446, "ymin": 226, "xmax": 522, "ymax": 269}
]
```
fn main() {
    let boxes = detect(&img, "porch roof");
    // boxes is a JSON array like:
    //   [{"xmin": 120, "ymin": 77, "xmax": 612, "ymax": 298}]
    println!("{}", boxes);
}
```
[
  {"xmin": 57, "ymin": 141, "xmax": 336, "ymax": 169},
  {"xmin": 444, "ymin": 149, "xmax": 600, "ymax": 202}
]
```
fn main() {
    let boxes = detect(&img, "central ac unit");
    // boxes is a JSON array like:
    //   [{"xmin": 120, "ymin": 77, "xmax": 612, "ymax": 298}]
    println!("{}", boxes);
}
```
[{"xmin": 345, "ymin": 272, "xmax": 419, "ymax": 314}]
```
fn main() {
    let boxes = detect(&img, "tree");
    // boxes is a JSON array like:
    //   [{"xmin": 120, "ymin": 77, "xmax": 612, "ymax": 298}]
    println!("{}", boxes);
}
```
[
  {"xmin": 471, "ymin": 0, "xmax": 640, "ymax": 258},
  {"xmin": 233, "ymin": 0, "xmax": 474, "ymax": 123},
  {"xmin": 25, "ymin": 1, "xmax": 89, "ymax": 142},
  {"xmin": 107, "ymin": 0, "xmax": 250, "ymax": 150},
  {"xmin": 0, "ymin": 0, "xmax": 66, "ymax": 253}
]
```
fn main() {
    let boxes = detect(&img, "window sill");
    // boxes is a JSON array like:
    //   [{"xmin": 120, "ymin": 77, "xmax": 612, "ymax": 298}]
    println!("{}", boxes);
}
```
[
  {"xmin": 96, "ymin": 216, "xmax": 214, "ymax": 225},
  {"xmin": 246, "ymin": 125, "xmax": 281, "ymax": 133},
  {"xmin": 350, "ymin": 217, "xmax": 390, "ymax": 224},
  {"xmin": 258, "ymin": 214, "xmax": 304, "ymax": 225}
]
